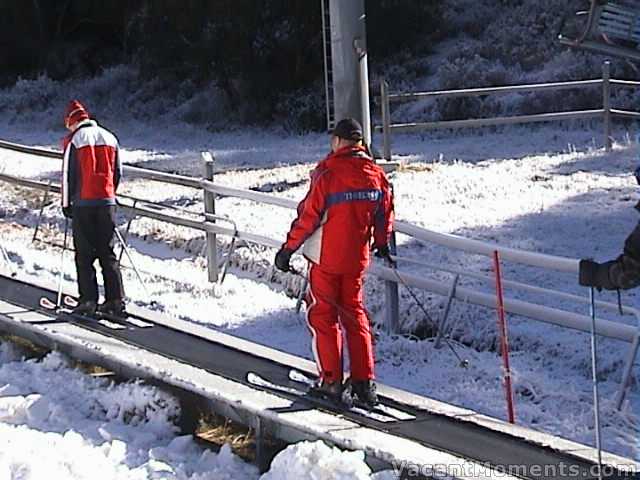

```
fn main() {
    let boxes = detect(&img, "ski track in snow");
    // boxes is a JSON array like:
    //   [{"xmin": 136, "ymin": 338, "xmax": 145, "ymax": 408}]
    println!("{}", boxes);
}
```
[{"xmin": 0, "ymin": 122, "xmax": 639, "ymax": 470}]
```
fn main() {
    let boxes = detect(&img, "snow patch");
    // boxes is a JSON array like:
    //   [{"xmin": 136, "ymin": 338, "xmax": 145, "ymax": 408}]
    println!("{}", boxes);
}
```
[{"xmin": 261, "ymin": 441, "xmax": 373, "ymax": 480}]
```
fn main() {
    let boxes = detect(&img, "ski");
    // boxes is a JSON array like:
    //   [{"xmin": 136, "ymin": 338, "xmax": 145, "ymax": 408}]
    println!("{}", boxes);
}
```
[
  {"xmin": 38, "ymin": 296, "xmax": 151, "ymax": 330},
  {"xmin": 288, "ymin": 369, "xmax": 416, "ymax": 422},
  {"xmin": 63, "ymin": 296, "xmax": 78, "ymax": 308},
  {"xmin": 61, "ymin": 295, "xmax": 153, "ymax": 328},
  {"xmin": 246, "ymin": 372, "xmax": 399, "ymax": 423}
]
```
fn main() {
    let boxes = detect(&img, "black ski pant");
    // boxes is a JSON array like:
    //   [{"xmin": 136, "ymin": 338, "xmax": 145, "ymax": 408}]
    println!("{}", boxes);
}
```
[{"xmin": 72, "ymin": 205, "xmax": 124, "ymax": 303}]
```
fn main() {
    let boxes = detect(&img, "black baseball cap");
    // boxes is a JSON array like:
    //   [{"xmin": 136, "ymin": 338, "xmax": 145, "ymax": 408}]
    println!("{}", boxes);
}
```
[{"xmin": 331, "ymin": 118, "xmax": 363, "ymax": 141}]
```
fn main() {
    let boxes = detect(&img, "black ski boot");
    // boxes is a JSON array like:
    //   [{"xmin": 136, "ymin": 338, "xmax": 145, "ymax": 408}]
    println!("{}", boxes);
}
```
[
  {"xmin": 309, "ymin": 380, "xmax": 344, "ymax": 404},
  {"xmin": 97, "ymin": 299, "xmax": 127, "ymax": 318},
  {"xmin": 72, "ymin": 300, "xmax": 97, "ymax": 316},
  {"xmin": 351, "ymin": 380, "xmax": 378, "ymax": 408}
]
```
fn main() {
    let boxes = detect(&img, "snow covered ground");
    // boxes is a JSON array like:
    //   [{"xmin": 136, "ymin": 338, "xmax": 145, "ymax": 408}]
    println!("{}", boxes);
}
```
[
  {"xmin": 0, "ymin": 117, "xmax": 639, "ymax": 476},
  {"xmin": 0, "ymin": 340, "xmax": 399, "ymax": 479},
  {"xmin": 0, "ymin": 341, "xmax": 259, "ymax": 479}
]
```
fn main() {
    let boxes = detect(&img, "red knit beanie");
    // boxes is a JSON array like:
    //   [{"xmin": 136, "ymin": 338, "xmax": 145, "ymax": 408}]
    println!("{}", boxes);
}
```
[{"xmin": 64, "ymin": 100, "xmax": 90, "ymax": 129}]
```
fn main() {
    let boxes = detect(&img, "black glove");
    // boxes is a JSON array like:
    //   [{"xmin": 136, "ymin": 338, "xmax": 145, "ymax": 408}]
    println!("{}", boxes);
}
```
[
  {"xmin": 274, "ymin": 247, "xmax": 293, "ymax": 272},
  {"xmin": 62, "ymin": 206, "xmax": 73, "ymax": 219},
  {"xmin": 374, "ymin": 244, "xmax": 395, "ymax": 266},
  {"xmin": 579, "ymin": 259, "xmax": 616, "ymax": 290}
]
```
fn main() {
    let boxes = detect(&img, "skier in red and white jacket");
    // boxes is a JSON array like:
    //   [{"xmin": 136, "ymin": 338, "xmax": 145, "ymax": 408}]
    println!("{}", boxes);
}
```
[
  {"xmin": 274, "ymin": 118, "xmax": 394, "ymax": 406},
  {"xmin": 61, "ymin": 100, "xmax": 125, "ymax": 316}
]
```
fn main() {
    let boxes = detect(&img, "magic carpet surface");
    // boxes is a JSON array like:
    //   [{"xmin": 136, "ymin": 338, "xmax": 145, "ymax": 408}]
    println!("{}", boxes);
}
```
[{"xmin": 0, "ymin": 274, "xmax": 633, "ymax": 480}]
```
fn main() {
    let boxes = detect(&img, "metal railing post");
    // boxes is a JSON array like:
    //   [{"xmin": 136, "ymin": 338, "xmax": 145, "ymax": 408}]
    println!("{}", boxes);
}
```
[
  {"xmin": 603, "ymin": 61, "xmax": 612, "ymax": 152},
  {"xmin": 381, "ymin": 79, "xmax": 392, "ymax": 161},
  {"xmin": 385, "ymin": 229, "xmax": 400, "ymax": 334},
  {"xmin": 202, "ymin": 152, "xmax": 218, "ymax": 283}
]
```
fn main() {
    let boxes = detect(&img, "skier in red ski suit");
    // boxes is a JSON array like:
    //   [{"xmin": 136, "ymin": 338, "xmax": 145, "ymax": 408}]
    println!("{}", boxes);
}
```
[
  {"xmin": 274, "ymin": 118, "xmax": 394, "ymax": 406},
  {"xmin": 61, "ymin": 100, "xmax": 125, "ymax": 317}
]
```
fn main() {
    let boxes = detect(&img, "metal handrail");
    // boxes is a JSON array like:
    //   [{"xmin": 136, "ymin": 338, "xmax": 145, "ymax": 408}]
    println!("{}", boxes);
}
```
[
  {"xmin": 375, "ymin": 110, "xmax": 604, "ymax": 133},
  {"xmin": 392, "ymin": 254, "xmax": 640, "ymax": 319},
  {"xmin": 387, "ymin": 79, "xmax": 603, "ymax": 103}
]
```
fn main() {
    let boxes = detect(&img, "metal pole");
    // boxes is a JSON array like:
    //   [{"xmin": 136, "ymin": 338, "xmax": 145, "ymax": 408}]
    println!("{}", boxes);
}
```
[
  {"xmin": 589, "ymin": 287, "xmax": 604, "ymax": 480},
  {"xmin": 435, "ymin": 274, "xmax": 460, "ymax": 349},
  {"xmin": 381, "ymin": 79, "xmax": 392, "ymax": 161},
  {"xmin": 320, "ymin": 0, "xmax": 334, "ymax": 131},
  {"xmin": 603, "ymin": 61, "xmax": 612, "ymax": 152},
  {"xmin": 32, "ymin": 180, "xmax": 51, "ymax": 243},
  {"xmin": 56, "ymin": 218, "xmax": 69, "ymax": 308},
  {"xmin": 118, "ymin": 199, "xmax": 138, "ymax": 263},
  {"xmin": 203, "ymin": 152, "xmax": 218, "ymax": 283},
  {"xmin": 354, "ymin": 38, "xmax": 372, "ymax": 149},
  {"xmin": 493, "ymin": 251, "xmax": 516, "ymax": 424},
  {"xmin": 327, "ymin": 0, "xmax": 366, "ymax": 123},
  {"xmin": 113, "ymin": 227, "xmax": 150, "ymax": 299},
  {"xmin": 385, "ymin": 230, "xmax": 400, "ymax": 334}
]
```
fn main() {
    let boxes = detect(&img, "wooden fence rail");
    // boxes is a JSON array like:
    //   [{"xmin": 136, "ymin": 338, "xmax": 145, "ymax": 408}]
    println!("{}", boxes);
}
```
[{"xmin": 377, "ymin": 61, "xmax": 640, "ymax": 159}]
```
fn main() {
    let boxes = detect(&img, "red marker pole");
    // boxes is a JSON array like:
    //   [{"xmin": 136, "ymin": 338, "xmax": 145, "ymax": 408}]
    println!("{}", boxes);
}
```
[{"xmin": 493, "ymin": 250, "xmax": 516, "ymax": 424}]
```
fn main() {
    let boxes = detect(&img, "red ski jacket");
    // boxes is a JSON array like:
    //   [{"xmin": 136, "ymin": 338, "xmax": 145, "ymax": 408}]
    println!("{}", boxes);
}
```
[
  {"xmin": 62, "ymin": 120, "xmax": 121, "ymax": 208},
  {"xmin": 284, "ymin": 145, "xmax": 394, "ymax": 274}
]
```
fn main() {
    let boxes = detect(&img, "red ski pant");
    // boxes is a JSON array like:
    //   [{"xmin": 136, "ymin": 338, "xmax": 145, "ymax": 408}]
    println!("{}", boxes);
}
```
[{"xmin": 306, "ymin": 263, "xmax": 375, "ymax": 383}]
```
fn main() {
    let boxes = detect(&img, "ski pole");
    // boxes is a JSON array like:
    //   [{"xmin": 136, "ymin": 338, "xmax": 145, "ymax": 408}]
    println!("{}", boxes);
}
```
[
  {"xmin": 291, "ymin": 261, "xmax": 471, "ymax": 369},
  {"xmin": 386, "ymin": 258, "xmax": 470, "ymax": 368},
  {"xmin": 589, "ymin": 287, "xmax": 604, "ymax": 480},
  {"xmin": 113, "ymin": 227, "xmax": 151, "ymax": 300},
  {"xmin": 56, "ymin": 218, "xmax": 69, "ymax": 308},
  {"xmin": 493, "ymin": 250, "xmax": 516, "ymax": 424}
]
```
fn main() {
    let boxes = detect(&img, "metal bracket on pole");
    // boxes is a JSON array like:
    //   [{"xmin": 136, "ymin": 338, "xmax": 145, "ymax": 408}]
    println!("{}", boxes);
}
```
[
  {"xmin": 202, "ymin": 152, "xmax": 218, "ymax": 283},
  {"xmin": 435, "ymin": 274, "xmax": 460, "ymax": 349},
  {"xmin": 209, "ymin": 213, "xmax": 239, "ymax": 287},
  {"xmin": 616, "ymin": 331, "xmax": 640, "ymax": 410}
]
